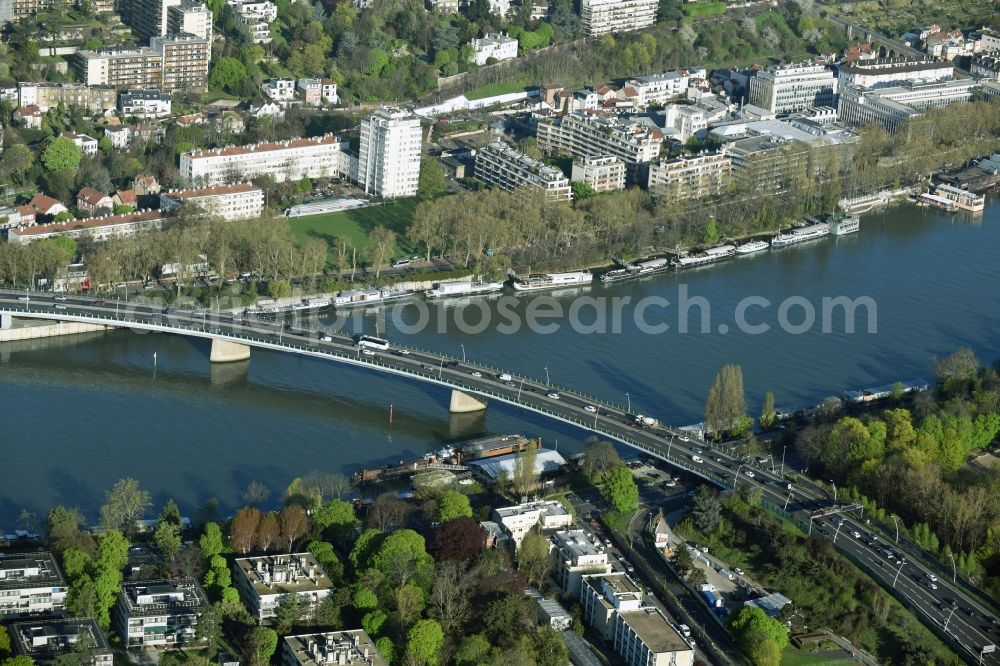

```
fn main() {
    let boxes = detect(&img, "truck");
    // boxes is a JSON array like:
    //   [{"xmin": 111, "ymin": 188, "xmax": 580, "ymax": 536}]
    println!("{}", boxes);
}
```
[
  {"xmin": 702, "ymin": 590, "xmax": 724, "ymax": 608},
  {"xmin": 627, "ymin": 414, "xmax": 659, "ymax": 429}
]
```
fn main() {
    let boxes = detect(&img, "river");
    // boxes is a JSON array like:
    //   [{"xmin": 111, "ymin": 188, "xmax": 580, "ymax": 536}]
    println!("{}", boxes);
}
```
[{"xmin": 1, "ymin": 200, "xmax": 997, "ymax": 526}]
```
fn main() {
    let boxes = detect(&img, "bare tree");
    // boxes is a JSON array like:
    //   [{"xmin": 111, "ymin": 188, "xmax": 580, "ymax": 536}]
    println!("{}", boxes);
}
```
[
  {"xmin": 256, "ymin": 512, "xmax": 280, "ymax": 553},
  {"xmin": 428, "ymin": 561, "xmax": 475, "ymax": 633},
  {"xmin": 242, "ymin": 481, "xmax": 271, "ymax": 508},
  {"xmin": 367, "ymin": 493, "xmax": 410, "ymax": 532},
  {"xmin": 279, "ymin": 505, "xmax": 309, "ymax": 552},
  {"xmin": 231, "ymin": 507, "xmax": 262, "ymax": 555}
]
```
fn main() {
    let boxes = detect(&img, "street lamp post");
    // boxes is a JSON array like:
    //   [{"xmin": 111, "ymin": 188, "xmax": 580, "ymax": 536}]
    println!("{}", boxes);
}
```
[
  {"xmin": 781, "ymin": 444, "xmax": 787, "ymax": 475},
  {"xmin": 626, "ymin": 392, "xmax": 631, "ymax": 413},
  {"xmin": 944, "ymin": 605, "xmax": 957, "ymax": 632},
  {"xmin": 892, "ymin": 558, "xmax": 905, "ymax": 588},
  {"xmin": 892, "ymin": 514, "xmax": 899, "ymax": 543},
  {"xmin": 544, "ymin": 366, "xmax": 550, "ymax": 387},
  {"xmin": 438, "ymin": 357, "xmax": 443, "ymax": 379},
  {"xmin": 517, "ymin": 379, "xmax": 523, "ymax": 400},
  {"xmin": 833, "ymin": 519, "xmax": 843, "ymax": 543},
  {"xmin": 460, "ymin": 342, "xmax": 466, "ymax": 363},
  {"xmin": 949, "ymin": 552, "xmax": 957, "ymax": 584},
  {"xmin": 830, "ymin": 480, "xmax": 838, "ymax": 504},
  {"xmin": 783, "ymin": 492, "xmax": 792, "ymax": 512}
]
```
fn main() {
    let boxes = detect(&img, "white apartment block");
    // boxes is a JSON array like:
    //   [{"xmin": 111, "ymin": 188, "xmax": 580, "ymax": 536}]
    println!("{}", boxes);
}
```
[
  {"xmin": 579, "ymin": 0, "xmax": 657, "ymax": 36},
  {"xmin": 622, "ymin": 70, "xmax": 691, "ymax": 108},
  {"xmin": 471, "ymin": 33, "xmax": 518, "ymax": 66},
  {"xmin": 838, "ymin": 58, "xmax": 954, "ymax": 89},
  {"xmin": 282, "ymin": 631, "xmax": 388, "ymax": 666},
  {"xmin": 971, "ymin": 51, "xmax": 1000, "ymax": 81},
  {"xmin": 119, "ymin": 89, "xmax": 172, "ymax": 118},
  {"xmin": 7, "ymin": 211, "xmax": 167, "ymax": 244},
  {"xmin": 228, "ymin": 0, "xmax": 277, "ymax": 43},
  {"xmin": 661, "ymin": 104, "xmax": 706, "ymax": 142},
  {"xmin": 428, "ymin": 0, "xmax": 458, "ymax": 13},
  {"xmin": 10, "ymin": 619, "xmax": 113, "ymax": 666},
  {"xmin": 475, "ymin": 141, "xmax": 572, "ymax": 202},
  {"xmin": 180, "ymin": 134, "xmax": 347, "ymax": 186},
  {"xmin": 160, "ymin": 183, "xmax": 264, "ymax": 220},
  {"xmin": 837, "ymin": 79, "xmax": 980, "ymax": 132},
  {"xmin": 233, "ymin": 554, "xmax": 334, "ymax": 624},
  {"xmin": 748, "ymin": 62, "xmax": 838, "ymax": 114},
  {"xmin": 0, "ymin": 553, "xmax": 67, "ymax": 618},
  {"xmin": 536, "ymin": 112, "xmax": 663, "ymax": 184},
  {"xmin": 167, "ymin": 3, "xmax": 213, "ymax": 42},
  {"xmin": 492, "ymin": 500, "xmax": 573, "ymax": 549},
  {"xmin": 64, "ymin": 132, "xmax": 99, "ymax": 157},
  {"xmin": 647, "ymin": 152, "xmax": 731, "ymax": 200},
  {"xmin": 357, "ymin": 107, "xmax": 422, "ymax": 199},
  {"xmin": 114, "ymin": 579, "xmax": 208, "ymax": 649},
  {"xmin": 262, "ymin": 78, "xmax": 295, "ymax": 102},
  {"xmin": 488, "ymin": 0, "xmax": 510, "ymax": 18},
  {"xmin": 571, "ymin": 155, "xmax": 625, "ymax": 192},
  {"xmin": 74, "ymin": 33, "xmax": 210, "ymax": 92},
  {"xmin": 581, "ymin": 573, "xmax": 643, "ymax": 641},
  {"xmin": 550, "ymin": 530, "xmax": 612, "ymax": 598}
]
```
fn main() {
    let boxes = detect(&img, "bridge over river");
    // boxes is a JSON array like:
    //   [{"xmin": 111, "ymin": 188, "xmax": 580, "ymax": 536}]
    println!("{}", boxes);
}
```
[{"xmin": 1, "ymin": 288, "xmax": 997, "ymax": 664}]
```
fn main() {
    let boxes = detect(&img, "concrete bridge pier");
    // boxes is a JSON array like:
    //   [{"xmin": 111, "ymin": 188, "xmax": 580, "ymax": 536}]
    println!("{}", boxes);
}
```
[
  {"xmin": 1, "ymin": 314, "xmax": 11, "ymax": 330},
  {"xmin": 210, "ymin": 338, "xmax": 251, "ymax": 363},
  {"xmin": 449, "ymin": 389, "xmax": 487, "ymax": 413}
]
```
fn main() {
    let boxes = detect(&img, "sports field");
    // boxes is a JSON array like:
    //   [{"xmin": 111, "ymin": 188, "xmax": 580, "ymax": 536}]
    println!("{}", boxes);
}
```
[{"xmin": 287, "ymin": 198, "xmax": 418, "ymax": 265}]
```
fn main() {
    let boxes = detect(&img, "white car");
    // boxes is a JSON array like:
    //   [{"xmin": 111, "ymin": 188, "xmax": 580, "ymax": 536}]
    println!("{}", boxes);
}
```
[
  {"xmin": 927, "ymin": 581, "xmax": 938, "ymax": 590},
  {"xmin": 851, "ymin": 531, "xmax": 862, "ymax": 539},
  {"xmin": 584, "ymin": 405, "xmax": 597, "ymax": 413},
  {"xmin": 54, "ymin": 295, "xmax": 67, "ymax": 301},
  {"xmin": 398, "ymin": 349, "xmax": 410, "ymax": 355},
  {"xmin": 679, "ymin": 436, "xmax": 691, "ymax": 442},
  {"xmin": 691, "ymin": 455, "xmax": 704, "ymax": 464},
  {"xmin": 471, "ymin": 371, "xmax": 482, "ymax": 377},
  {"xmin": 362, "ymin": 349, "xmax": 376, "ymax": 357},
  {"xmin": 319, "ymin": 334, "xmax": 333, "ymax": 342},
  {"xmin": 54, "ymin": 304, "xmax": 67, "ymax": 310},
  {"xmin": 733, "ymin": 567, "xmax": 744, "ymax": 576},
  {"xmin": 16, "ymin": 296, "xmax": 29, "ymax": 302},
  {"xmin": 547, "ymin": 392, "xmax": 560, "ymax": 399},
  {"xmin": 927, "ymin": 573, "xmax": 938, "ymax": 583},
  {"xmin": 744, "ymin": 470, "xmax": 755, "ymax": 478}
]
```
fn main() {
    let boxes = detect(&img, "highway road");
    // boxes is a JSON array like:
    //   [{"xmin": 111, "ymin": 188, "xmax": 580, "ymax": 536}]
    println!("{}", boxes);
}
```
[{"xmin": 2, "ymin": 288, "xmax": 998, "ymax": 664}]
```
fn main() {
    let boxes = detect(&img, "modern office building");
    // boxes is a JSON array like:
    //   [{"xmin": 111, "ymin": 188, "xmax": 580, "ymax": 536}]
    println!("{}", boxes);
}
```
[
  {"xmin": 579, "ymin": 0, "xmax": 657, "ymax": 36},
  {"xmin": 647, "ymin": 152, "xmax": 731, "ymax": 200},
  {"xmin": 282, "ymin": 631, "xmax": 388, "ymax": 666},
  {"xmin": 571, "ymin": 155, "xmax": 626, "ymax": 192},
  {"xmin": 356, "ymin": 108, "xmax": 422, "ymax": 199},
  {"xmin": 838, "ymin": 58, "xmax": 954, "ymax": 89},
  {"xmin": 0, "ymin": 553, "xmax": 67, "ymax": 618},
  {"xmin": 474, "ymin": 141, "xmax": 572, "ymax": 202},
  {"xmin": 536, "ymin": 112, "xmax": 663, "ymax": 184},
  {"xmin": 748, "ymin": 63, "xmax": 838, "ymax": 114},
  {"xmin": 179, "ymin": 134, "xmax": 347, "ymax": 186},
  {"xmin": 10, "ymin": 619, "xmax": 112, "ymax": 666},
  {"xmin": 838, "ymin": 79, "xmax": 980, "ymax": 131},
  {"xmin": 233, "ymin": 553, "xmax": 335, "ymax": 624},
  {"xmin": 114, "ymin": 579, "xmax": 208, "ymax": 649}
]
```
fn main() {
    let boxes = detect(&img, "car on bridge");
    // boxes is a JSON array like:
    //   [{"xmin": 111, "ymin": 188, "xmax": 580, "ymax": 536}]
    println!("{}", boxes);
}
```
[
  {"xmin": 584, "ymin": 405, "xmax": 597, "ymax": 413},
  {"xmin": 470, "ymin": 371, "xmax": 482, "ymax": 377},
  {"xmin": 691, "ymin": 455, "xmax": 704, "ymax": 464},
  {"xmin": 547, "ymin": 392, "xmax": 560, "ymax": 399}
]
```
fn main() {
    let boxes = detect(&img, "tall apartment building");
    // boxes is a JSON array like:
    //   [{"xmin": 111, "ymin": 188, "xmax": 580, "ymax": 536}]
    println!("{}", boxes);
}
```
[
  {"xmin": 114, "ymin": 579, "xmax": 208, "ymax": 649},
  {"xmin": 167, "ymin": 2, "xmax": 213, "ymax": 42},
  {"xmin": 233, "ymin": 554, "xmax": 335, "ymax": 624},
  {"xmin": 475, "ymin": 141, "xmax": 572, "ymax": 202},
  {"xmin": 18, "ymin": 83, "xmax": 117, "ymax": 113},
  {"xmin": 282, "ymin": 631, "xmax": 388, "ymax": 666},
  {"xmin": 357, "ymin": 108, "xmax": 422, "ymax": 199},
  {"xmin": 536, "ymin": 112, "xmax": 663, "ymax": 185},
  {"xmin": 121, "ymin": 0, "xmax": 180, "ymax": 43},
  {"xmin": 571, "ymin": 155, "xmax": 626, "ymax": 192},
  {"xmin": 10, "ymin": 619, "xmax": 113, "ymax": 666},
  {"xmin": 180, "ymin": 134, "xmax": 347, "ymax": 186},
  {"xmin": 0, "ymin": 553, "xmax": 67, "ymax": 618},
  {"xmin": 647, "ymin": 152, "xmax": 731, "ymax": 200},
  {"xmin": 747, "ymin": 63, "xmax": 838, "ymax": 114},
  {"xmin": 579, "ymin": 0, "xmax": 657, "ymax": 36},
  {"xmin": 74, "ymin": 33, "xmax": 208, "ymax": 92},
  {"xmin": 838, "ymin": 58, "xmax": 953, "ymax": 89},
  {"xmin": 837, "ymin": 79, "xmax": 980, "ymax": 132},
  {"xmin": 550, "ymin": 530, "xmax": 612, "ymax": 597},
  {"xmin": 725, "ymin": 135, "xmax": 810, "ymax": 192},
  {"xmin": 151, "ymin": 33, "xmax": 210, "ymax": 92},
  {"xmin": 160, "ymin": 183, "xmax": 264, "ymax": 220}
]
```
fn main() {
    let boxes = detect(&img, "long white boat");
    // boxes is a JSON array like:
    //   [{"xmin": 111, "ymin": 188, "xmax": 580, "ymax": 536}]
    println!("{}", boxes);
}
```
[
  {"xmin": 601, "ymin": 257, "xmax": 671, "ymax": 283},
  {"xmin": 244, "ymin": 298, "xmax": 331, "ymax": 316},
  {"xmin": 425, "ymin": 279, "xmax": 505, "ymax": 299},
  {"xmin": 673, "ymin": 245, "xmax": 736, "ymax": 268},
  {"xmin": 510, "ymin": 270, "xmax": 592, "ymax": 292},
  {"xmin": 828, "ymin": 215, "xmax": 860, "ymax": 236},
  {"xmin": 771, "ymin": 223, "xmax": 830, "ymax": 248},
  {"xmin": 334, "ymin": 286, "xmax": 415, "ymax": 308},
  {"xmin": 736, "ymin": 240, "xmax": 769, "ymax": 255}
]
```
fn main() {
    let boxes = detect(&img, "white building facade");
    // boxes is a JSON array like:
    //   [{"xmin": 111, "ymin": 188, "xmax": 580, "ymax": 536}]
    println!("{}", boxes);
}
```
[
  {"xmin": 471, "ymin": 33, "xmax": 518, "ymax": 66},
  {"xmin": 159, "ymin": 183, "xmax": 264, "ymax": 220},
  {"xmin": 356, "ymin": 107, "xmax": 422, "ymax": 199},
  {"xmin": 0, "ymin": 553, "xmax": 67, "ymax": 618},
  {"xmin": 179, "ymin": 134, "xmax": 347, "ymax": 186},
  {"xmin": 579, "ymin": 0, "xmax": 657, "ymax": 36},
  {"xmin": 748, "ymin": 63, "xmax": 838, "ymax": 114},
  {"xmin": 474, "ymin": 141, "xmax": 572, "ymax": 202},
  {"xmin": 570, "ymin": 155, "xmax": 625, "ymax": 192}
]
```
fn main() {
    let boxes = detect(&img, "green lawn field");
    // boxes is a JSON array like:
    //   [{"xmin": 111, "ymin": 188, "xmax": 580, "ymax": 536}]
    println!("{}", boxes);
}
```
[{"xmin": 287, "ymin": 199, "xmax": 419, "ymax": 265}]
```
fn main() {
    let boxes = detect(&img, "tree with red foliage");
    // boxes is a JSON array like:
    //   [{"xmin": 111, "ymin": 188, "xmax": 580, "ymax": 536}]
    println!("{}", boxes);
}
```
[{"xmin": 429, "ymin": 517, "xmax": 485, "ymax": 562}]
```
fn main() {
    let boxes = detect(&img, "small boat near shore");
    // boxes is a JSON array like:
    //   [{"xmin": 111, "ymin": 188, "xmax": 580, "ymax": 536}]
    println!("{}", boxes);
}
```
[
  {"xmin": 673, "ymin": 245, "xmax": 736, "ymax": 268},
  {"xmin": 510, "ymin": 270, "xmax": 592, "ymax": 292},
  {"xmin": 334, "ymin": 286, "xmax": 415, "ymax": 308},
  {"xmin": 771, "ymin": 223, "xmax": 829, "ymax": 248},
  {"xmin": 736, "ymin": 240, "xmax": 769, "ymax": 255},
  {"xmin": 244, "ymin": 298, "xmax": 330, "ymax": 316},
  {"xmin": 600, "ymin": 257, "xmax": 671, "ymax": 283},
  {"xmin": 828, "ymin": 215, "xmax": 860, "ymax": 236}
]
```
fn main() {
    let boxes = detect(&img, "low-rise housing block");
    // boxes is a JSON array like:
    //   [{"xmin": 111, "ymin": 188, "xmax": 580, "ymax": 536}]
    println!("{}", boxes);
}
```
[
  {"xmin": 160, "ymin": 182, "xmax": 264, "ymax": 220},
  {"xmin": 233, "ymin": 553, "xmax": 335, "ymax": 624},
  {"xmin": 550, "ymin": 529, "xmax": 612, "ymax": 598},
  {"xmin": 10, "ymin": 618, "xmax": 112, "ymax": 666},
  {"xmin": 475, "ymin": 141, "xmax": 572, "ymax": 201},
  {"xmin": 114, "ymin": 579, "xmax": 208, "ymax": 649},
  {"xmin": 492, "ymin": 500, "xmax": 573, "ymax": 549},
  {"xmin": 571, "ymin": 155, "xmax": 625, "ymax": 192},
  {"xmin": 282, "ymin": 630, "xmax": 388, "ymax": 666},
  {"xmin": 0, "ymin": 553, "xmax": 67, "ymax": 618},
  {"xmin": 471, "ymin": 33, "xmax": 518, "ymax": 66},
  {"xmin": 179, "ymin": 134, "xmax": 347, "ymax": 186},
  {"xmin": 647, "ymin": 152, "xmax": 731, "ymax": 200}
]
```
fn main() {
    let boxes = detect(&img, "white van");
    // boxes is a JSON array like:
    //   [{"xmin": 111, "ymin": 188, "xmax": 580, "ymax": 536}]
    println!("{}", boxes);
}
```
[{"xmin": 498, "ymin": 373, "xmax": 513, "ymax": 381}]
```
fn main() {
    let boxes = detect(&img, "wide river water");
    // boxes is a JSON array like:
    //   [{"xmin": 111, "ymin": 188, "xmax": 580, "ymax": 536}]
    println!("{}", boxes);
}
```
[{"xmin": 1, "ymin": 199, "xmax": 998, "ymax": 525}]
